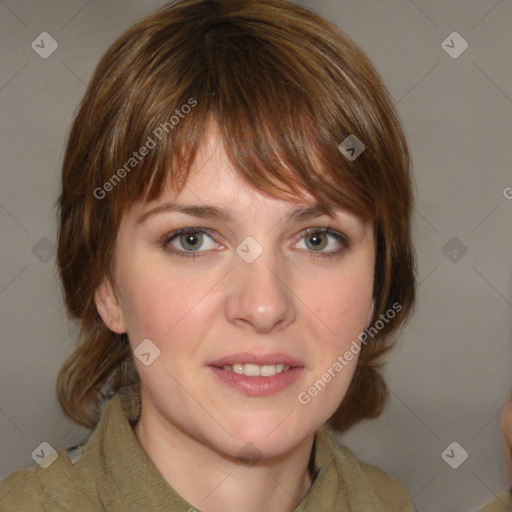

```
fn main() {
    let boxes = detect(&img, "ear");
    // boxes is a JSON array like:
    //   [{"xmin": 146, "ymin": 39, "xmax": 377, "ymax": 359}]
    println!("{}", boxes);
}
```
[{"xmin": 94, "ymin": 278, "xmax": 127, "ymax": 334}]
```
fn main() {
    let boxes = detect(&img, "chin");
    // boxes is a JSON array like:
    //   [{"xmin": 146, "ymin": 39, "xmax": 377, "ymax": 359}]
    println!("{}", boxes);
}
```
[
  {"xmin": 219, "ymin": 436, "xmax": 306, "ymax": 464},
  {"xmin": 206, "ymin": 417, "xmax": 316, "ymax": 462}
]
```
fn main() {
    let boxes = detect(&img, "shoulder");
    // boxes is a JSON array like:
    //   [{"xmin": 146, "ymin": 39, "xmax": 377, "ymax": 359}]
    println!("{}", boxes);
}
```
[
  {"xmin": 357, "ymin": 457, "xmax": 415, "ymax": 511},
  {"xmin": 0, "ymin": 393, "xmax": 137, "ymax": 512},
  {"xmin": 328, "ymin": 439, "xmax": 415, "ymax": 512},
  {"xmin": 0, "ymin": 440, "xmax": 103, "ymax": 512},
  {"xmin": 0, "ymin": 466, "xmax": 46, "ymax": 511}
]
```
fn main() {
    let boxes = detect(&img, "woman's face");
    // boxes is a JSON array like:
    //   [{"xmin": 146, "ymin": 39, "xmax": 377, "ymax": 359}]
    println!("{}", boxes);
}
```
[{"xmin": 96, "ymin": 124, "xmax": 375, "ymax": 460}]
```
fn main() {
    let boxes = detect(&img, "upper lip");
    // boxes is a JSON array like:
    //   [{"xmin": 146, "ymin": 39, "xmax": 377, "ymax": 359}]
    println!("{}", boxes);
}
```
[{"xmin": 208, "ymin": 353, "xmax": 304, "ymax": 367}]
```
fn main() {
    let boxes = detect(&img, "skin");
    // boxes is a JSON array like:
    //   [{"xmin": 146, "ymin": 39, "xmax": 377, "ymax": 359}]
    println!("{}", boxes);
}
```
[{"xmin": 95, "ymin": 122, "xmax": 375, "ymax": 512}]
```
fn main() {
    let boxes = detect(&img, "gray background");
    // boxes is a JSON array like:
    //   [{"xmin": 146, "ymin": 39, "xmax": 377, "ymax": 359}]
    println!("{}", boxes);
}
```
[{"xmin": 0, "ymin": 1, "xmax": 511, "ymax": 511}]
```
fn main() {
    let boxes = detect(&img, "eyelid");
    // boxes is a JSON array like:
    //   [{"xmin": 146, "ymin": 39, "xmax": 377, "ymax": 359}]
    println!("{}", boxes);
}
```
[
  {"xmin": 161, "ymin": 228, "xmax": 221, "ymax": 252},
  {"xmin": 292, "ymin": 226, "xmax": 349, "ymax": 248}
]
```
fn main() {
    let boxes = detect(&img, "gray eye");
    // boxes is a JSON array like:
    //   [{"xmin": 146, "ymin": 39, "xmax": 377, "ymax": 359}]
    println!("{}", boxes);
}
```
[
  {"xmin": 180, "ymin": 232, "xmax": 204, "ymax": 251},
  {"xmin": 304, "ymin": 232, "xmax": 328, "ymax": 251}
]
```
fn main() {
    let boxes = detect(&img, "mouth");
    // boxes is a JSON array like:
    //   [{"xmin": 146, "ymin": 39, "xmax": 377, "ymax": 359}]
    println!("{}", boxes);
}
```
[{"xmin": 208, "ymin": 353, "xmax": 304, "ymax": 396}]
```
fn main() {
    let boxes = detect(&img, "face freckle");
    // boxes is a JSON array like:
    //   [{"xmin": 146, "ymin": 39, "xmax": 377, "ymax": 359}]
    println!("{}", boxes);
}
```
[{"xmin": 102, "ymin": 122, "xmax": 375, "ymax": 460}]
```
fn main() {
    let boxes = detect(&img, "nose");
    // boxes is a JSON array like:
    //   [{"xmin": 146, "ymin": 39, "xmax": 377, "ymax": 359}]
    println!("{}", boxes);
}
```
[{"xmin": 224, "ymin": 247, "xmax": 296, "ymax": 334}]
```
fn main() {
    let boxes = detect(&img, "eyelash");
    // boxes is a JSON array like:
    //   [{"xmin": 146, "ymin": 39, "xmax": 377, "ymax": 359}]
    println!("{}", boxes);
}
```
[{"xmin": 160, "ymin": 227, "xmax": 350, "ymax": 260}]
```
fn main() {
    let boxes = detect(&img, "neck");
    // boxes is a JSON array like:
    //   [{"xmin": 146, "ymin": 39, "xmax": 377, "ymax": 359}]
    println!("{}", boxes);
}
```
[{"xmin": 132, "ymin": 405, "xmax": 316, "ymax": 512}]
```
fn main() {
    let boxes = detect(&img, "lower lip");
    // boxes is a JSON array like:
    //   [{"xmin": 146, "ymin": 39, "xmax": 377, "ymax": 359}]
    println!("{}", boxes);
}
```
[{"xmin": 209, "ymin": 366, "xmax": 304, "ymax": 396}]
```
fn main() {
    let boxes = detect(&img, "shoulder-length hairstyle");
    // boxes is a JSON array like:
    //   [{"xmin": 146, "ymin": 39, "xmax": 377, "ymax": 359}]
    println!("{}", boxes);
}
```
[{"xmin": 56, "ymin": 0, "xmax": 416, "ymax": 431}]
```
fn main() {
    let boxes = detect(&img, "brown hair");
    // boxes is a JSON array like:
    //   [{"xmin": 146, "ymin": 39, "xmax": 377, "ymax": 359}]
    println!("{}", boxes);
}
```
[{"xmin": 56, "ymin": 0, "xmax": 416, "ymax": 431}]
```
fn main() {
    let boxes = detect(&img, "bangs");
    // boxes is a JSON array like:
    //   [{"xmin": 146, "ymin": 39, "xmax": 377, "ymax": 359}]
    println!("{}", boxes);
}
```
[{"xmin": 97, "ymin": 4, "xmax": 380, "ymax": 224}]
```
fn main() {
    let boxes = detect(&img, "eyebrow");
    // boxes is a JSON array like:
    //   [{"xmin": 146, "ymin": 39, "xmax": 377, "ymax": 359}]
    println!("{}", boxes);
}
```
[{"xmin": 136, "ymin": 202, "xmax": 336, "ymax": 225}]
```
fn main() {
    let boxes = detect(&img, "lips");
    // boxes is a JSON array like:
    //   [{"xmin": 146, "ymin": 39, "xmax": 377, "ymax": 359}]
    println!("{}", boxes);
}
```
[{"xmin": 207, "ymin": 352, "xmax": 305, "ymax": 396}]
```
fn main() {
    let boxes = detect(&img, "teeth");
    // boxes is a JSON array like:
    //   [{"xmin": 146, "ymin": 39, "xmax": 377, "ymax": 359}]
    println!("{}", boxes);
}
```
[
  {"xmin": 244, "ymin": 364, "xmax": 261, "ymax": 377},
  {"xmin": 232, "ymin": 364, "xmax": 244, "ymax": 374},
  {"xmin": 260, "ymin": 365, "xmax": 275, "ymax": 377},
  {"xmin": 221, "ymin": 363, "xmax": 291, "ymax": 377}
]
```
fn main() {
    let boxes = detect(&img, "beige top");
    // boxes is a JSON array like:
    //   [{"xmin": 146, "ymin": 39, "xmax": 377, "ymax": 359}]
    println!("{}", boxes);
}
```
[{"xmin": 0, "ymin": 387, "xmax": 415, "ymax": 511}]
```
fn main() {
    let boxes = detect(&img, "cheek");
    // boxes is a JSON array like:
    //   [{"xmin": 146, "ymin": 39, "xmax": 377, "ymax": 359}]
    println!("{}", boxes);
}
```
[
  {"xmin": 306, "ymin": 268, "xmax": 374, "ymax": 345},
  {"xmin": 118, "ymin": 261, "xmax": 195, "ymax": 341}
]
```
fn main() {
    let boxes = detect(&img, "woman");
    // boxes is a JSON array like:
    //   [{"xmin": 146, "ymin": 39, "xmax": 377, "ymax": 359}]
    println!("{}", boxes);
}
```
[{"xmin": 0, "ymin": 0, "xmax": 416, "ymax": 510}]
